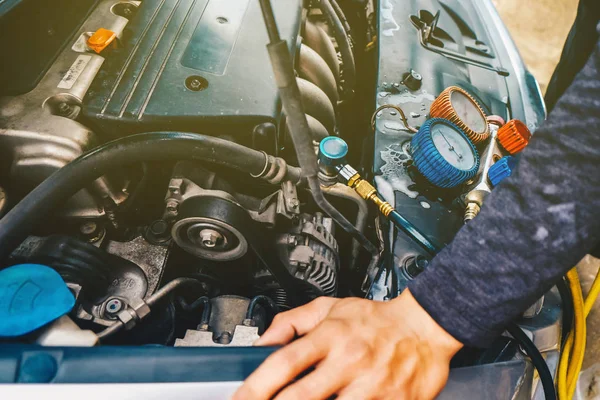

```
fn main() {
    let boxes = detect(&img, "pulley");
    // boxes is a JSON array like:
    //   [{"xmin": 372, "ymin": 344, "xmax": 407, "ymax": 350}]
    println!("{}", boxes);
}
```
[{"xmin": 171, "ymin": 196, "xmax": 251, "ymax": 262}]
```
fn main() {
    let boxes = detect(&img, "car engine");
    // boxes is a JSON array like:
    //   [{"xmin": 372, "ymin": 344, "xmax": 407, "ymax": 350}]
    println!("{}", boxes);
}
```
[{"xmin": 0, "ymin": 0, "xmax": 552, "ymax": 378}]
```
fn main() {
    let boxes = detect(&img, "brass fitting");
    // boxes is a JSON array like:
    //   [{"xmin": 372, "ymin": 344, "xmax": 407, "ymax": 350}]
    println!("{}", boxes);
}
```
[
  {"xmin": 464, "ymin": 202, "xmax": 481, "ymax": 223},
  {"xmin": 345, "ymin": 170, "xmax": 394, "ymax": 217}
]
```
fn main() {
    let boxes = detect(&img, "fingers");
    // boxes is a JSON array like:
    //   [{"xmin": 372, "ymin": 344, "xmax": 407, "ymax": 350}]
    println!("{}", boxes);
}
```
[
  {"xmin": 232, "ymin": 336, "xmax": 327, "ymax": 400},
  {"xmin": 255, "ymin": 297, "xmax": 338, "ymax": 346},
  {"xmin": 273, "ymin": 357, "xmax": 349, "ymax": 400}
]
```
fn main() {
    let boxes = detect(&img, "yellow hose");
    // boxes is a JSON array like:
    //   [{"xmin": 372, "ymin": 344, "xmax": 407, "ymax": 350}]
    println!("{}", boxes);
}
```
[{"xmin": 557, "ymin": 265, "xmax": 600, "ymax": 400}]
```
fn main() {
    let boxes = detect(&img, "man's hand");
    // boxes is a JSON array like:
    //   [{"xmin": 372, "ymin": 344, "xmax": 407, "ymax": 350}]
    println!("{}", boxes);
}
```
[{"xmin": 232, "ymin": 289, "xmax": 463, "ymax": 400}]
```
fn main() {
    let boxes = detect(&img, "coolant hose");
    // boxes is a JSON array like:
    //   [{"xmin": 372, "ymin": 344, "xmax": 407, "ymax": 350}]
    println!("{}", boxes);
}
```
[
  {"xmin": 0, "ymin": 132, "xmax": 302, "ymax": 262},
  {"xmin": 259, "ymin": 0, "xmax": 380, "ymax": 281},
  {"xmin": 317, "ymin": 0, "xmax": 356, "ymax": 100}
]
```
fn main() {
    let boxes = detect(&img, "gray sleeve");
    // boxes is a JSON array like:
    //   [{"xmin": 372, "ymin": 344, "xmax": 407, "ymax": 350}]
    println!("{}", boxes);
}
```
[{"xmin": 408, "ymin": 40, "xmax": 600, "ymax": 348}]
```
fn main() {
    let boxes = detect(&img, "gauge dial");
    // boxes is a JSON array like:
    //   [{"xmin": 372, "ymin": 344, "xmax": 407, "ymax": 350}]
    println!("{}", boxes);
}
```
[
  {"xmin": 431, "ymin": 122, "xmax": 477, "ymax": 171},
  {"xmin": 430, "ymin": 86, "xmax": 490, "ymax": 143},
  {"xmin": 411, "ymin": 119, "xmax": 480, "ymax": 188}
]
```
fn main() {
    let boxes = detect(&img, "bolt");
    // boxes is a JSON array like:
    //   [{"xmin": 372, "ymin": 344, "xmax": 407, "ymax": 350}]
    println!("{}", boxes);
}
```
[
  {"xmin": 289, "ymin": 198, "xmax": 299, "ymax": 209},
  {"xmin": 105, "ymin": 298, "xmax": 123, "ymax": 315},
  {"xmin": 149, "ymin": 220, "xmax": 169, "ymax": 237},
  {"xmin": 287, "ymin": 235, "xmax": 298, "ymax": 246},
  {"xmin": 57, "ymin": 102, "xmax": 71, "ymax": 115},
  {"xmin": 166, "ymin": 200, "xmax": 179, "ymax": 213},
  {"xmin": 190, "ymin": 79, "xmax": 202, "ymax": 90},
  {"xmin": 404, "ymin": 256, "xmax": 429, "ymax": 279},
  {"xmin": 80, "ymin": 221, "xmax": 97, "ymax": 236},
  {"xmin": 123, "ymin": 5, "xmax": 133, "ymax": 15},
  {"xmin": 218, "ymin": 331, "xmax": 232, "ymax": 344},
  {"xmin": 199, "ymin": 229, "xmax": 223, "ymax": 248}
]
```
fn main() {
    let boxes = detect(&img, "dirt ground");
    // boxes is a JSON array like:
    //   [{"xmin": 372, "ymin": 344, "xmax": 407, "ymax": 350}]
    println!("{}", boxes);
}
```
[
  {"xmin": 494, "ymin": 0, "xmax": 578, "ymax": 92},
  {"xmin": 493, "ymin": 0, "xmax": 600, "ymax": 378}
]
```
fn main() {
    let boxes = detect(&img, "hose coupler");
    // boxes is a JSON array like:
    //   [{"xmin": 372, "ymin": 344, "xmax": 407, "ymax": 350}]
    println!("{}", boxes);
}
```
[
  {"xmin": 464, "ymin": 202, "xmax": 481, "ymax": 223},
  {"xmin": 338, "ymin": 165, "xmax": 393, "ymax": 217}
]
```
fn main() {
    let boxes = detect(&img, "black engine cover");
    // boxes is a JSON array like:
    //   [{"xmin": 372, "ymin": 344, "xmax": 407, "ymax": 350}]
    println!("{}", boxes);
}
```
[{"xmin": 83, "ymin": 0, "xmax": 302, "ymax": 146}]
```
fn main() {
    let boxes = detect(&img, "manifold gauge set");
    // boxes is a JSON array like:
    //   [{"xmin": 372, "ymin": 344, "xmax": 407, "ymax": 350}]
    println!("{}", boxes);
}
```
[{"xmin": 410, "ymin": 86, "xmax": 532, "ymax": 196}]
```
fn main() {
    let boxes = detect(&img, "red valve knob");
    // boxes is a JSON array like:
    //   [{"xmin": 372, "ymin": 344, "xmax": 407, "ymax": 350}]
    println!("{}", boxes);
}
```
[{"xmin": 497, "ymin": 119, "xmax": 531, "ymax": 154}]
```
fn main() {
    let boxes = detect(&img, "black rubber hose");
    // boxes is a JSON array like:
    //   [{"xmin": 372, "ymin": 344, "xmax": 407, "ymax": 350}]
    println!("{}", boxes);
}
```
[
  {"xmin": 506, "ymin": 323, "xmax": 557, "ymax": 400},
  {"xmin": 246, "ymin": 295, "xmax": 279, "ymax": 320},
  {"xmin": 0, "ymin": 133, "xmax": 302, "ymax": 262},
  {"xmin": 318, "ymin": 0, "xmax": 356, "ymax": 100},
  {"xmin": 330, "ymin": 0, "xmax": 352, "ymax": 38},
  {"xmin": 259, "ymin": 3, "xmax": 380, "ymax": 288},
  {"xmin": 178, "ymin": 295, "xmax": 211, "ymax": 327},
  {"xmin": 265, "ymin": 40, "xmax": 379, "ymax": 262},
  {"xmin": 556, "ymin": 277, "xmax": 574, "ymax": 348}
]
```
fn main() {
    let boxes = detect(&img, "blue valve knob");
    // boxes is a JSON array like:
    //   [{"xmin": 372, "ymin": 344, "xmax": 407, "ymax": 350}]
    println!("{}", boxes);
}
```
[
  {"xmin": 488, "ymin": 156, "xmax": 517, "ymax": 187},
  {"xmin": 318, "ymin": 136, "xmax": 349, "ymax": 175}
]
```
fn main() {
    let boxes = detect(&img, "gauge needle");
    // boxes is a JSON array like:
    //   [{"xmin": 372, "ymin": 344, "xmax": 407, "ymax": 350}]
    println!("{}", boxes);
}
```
[{"xmin": 439, "ymin": 132, "xmax": 463, "ymax": 162}]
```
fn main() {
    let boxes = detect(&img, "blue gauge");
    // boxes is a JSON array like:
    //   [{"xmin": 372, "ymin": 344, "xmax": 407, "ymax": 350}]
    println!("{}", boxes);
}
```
[{"xmin": 411, "ymin": 118, "xmax": 480, "ymax": 188}]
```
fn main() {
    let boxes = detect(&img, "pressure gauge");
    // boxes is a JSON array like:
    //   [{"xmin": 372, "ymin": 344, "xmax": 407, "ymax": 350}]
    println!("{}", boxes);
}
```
[
  {"xmin": 411, "ymin": 118, "xmax": 480, "ymax": 188},
  {"xmin": 430, "ymin": 86, "xmax": 490, "ymax": 144}
]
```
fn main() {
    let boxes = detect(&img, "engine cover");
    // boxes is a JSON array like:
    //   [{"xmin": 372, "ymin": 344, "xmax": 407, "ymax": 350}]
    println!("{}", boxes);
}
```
[{"xmin": 83, "ymin": 0, "xmax": 302, "ymax": 147}]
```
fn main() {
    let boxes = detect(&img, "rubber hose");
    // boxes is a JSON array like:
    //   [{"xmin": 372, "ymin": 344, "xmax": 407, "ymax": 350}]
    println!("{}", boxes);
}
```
[
  {"xmin": 566, "ymin": 269, "xmax": 586, "ymax": 397},
  {"xmin": 556, "ymin": 278, "xmax": 573, "ymax": 349},
  {"xmin": 507, "ymin": 323, "xmax": 557, "ymax": 400},
  {"xmin": 178, "ymin": 295, "xmax": 211, "ymax": 327},
  {"xmin": 0, "ymin": 133, "xmax": 301, "ymax": 262},
  {"xmin": 264, "ymin": 38, "xmax": 379, "ymax": 261},
  {"xmin": 330, "ymin": 0, "xmax": 352, "ymax": 36},
  {"xmin": 318, "ymin": 0, "xmax": 356, "ymax": 100},
  {"xmin": 389, "ymin": 210, "xmax": 440, "ymax": 256},
  {"xmin": 246, "ymin": 295, "xmax": 279, "ymax": 320}
]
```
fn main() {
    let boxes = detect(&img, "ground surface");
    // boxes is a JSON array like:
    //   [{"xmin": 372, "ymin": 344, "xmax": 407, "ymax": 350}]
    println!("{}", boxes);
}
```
[{"xmin": 494, "ymin": 0, "xmax": 600, "ymax": 385}]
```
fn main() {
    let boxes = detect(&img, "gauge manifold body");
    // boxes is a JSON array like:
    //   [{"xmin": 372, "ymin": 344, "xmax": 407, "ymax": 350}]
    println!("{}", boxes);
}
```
[
  {"xmin": 430, "ymin": 86, "xmax": 490, "ymax": 144},
  {"xmin": 411, "ymin": 118, "xmax": 480, "ymax": 188},
  {"xmin": 497, "ymin": 119, "xmax": 531, "ymax": 154}
]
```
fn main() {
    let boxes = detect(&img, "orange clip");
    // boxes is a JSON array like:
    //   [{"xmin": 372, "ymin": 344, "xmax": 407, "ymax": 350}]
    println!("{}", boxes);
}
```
[{"xmin": 87, "ymin": 28, "xmax": 117, "ymax": 54}]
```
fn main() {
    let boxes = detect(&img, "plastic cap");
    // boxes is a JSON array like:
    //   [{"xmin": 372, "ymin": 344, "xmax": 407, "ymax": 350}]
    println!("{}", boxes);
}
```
[
  {"xmin": 319, "ymin": 137, "xmax": 349, "ymax": 166},
  {"xmin": 489, "ymin": 156, "xmax": 517, "ymax": 187},
  {"xmin": 87, "ymin": 28, "xmax": 117, "ymax": 54},
  {"xmin": 0, "ymin": 264, "xmax": 75, "ymax": 337}
]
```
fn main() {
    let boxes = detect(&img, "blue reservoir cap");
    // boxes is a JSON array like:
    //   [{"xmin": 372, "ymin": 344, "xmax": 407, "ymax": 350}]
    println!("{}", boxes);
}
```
[
  {"xmin": 488, "ymin": 156, "xmax": 517, "ymax": 187},
  {"xmin": 0, "ymin": 264, "xmax": 75, "ymax": 337},
  {"xmin": 319, "ymin": 136, "xmax": 349, "ymax": 166}
]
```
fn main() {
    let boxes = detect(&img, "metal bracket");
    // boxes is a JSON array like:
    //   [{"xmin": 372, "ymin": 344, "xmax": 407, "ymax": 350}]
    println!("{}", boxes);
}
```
[{"xmin": 413, "ymin": 11, "xmax": 510, "ymax": 77}]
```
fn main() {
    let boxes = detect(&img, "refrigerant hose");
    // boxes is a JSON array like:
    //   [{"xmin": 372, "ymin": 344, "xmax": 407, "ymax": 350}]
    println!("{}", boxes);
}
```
[{"xmin": 557, "ymin": 266, "xmax": 600, "ymax": 399}]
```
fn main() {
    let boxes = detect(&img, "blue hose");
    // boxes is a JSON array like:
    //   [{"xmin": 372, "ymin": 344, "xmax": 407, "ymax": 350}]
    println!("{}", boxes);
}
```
[{"xmin": 389, "ymin": 210, "xmax": 441, "ymax": 256}]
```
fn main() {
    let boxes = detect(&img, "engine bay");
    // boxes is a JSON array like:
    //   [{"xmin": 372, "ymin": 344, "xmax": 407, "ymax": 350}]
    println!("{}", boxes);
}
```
[{"xmin": 0, "ymin": 0, "xmax": 551, "ymax": 378}]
